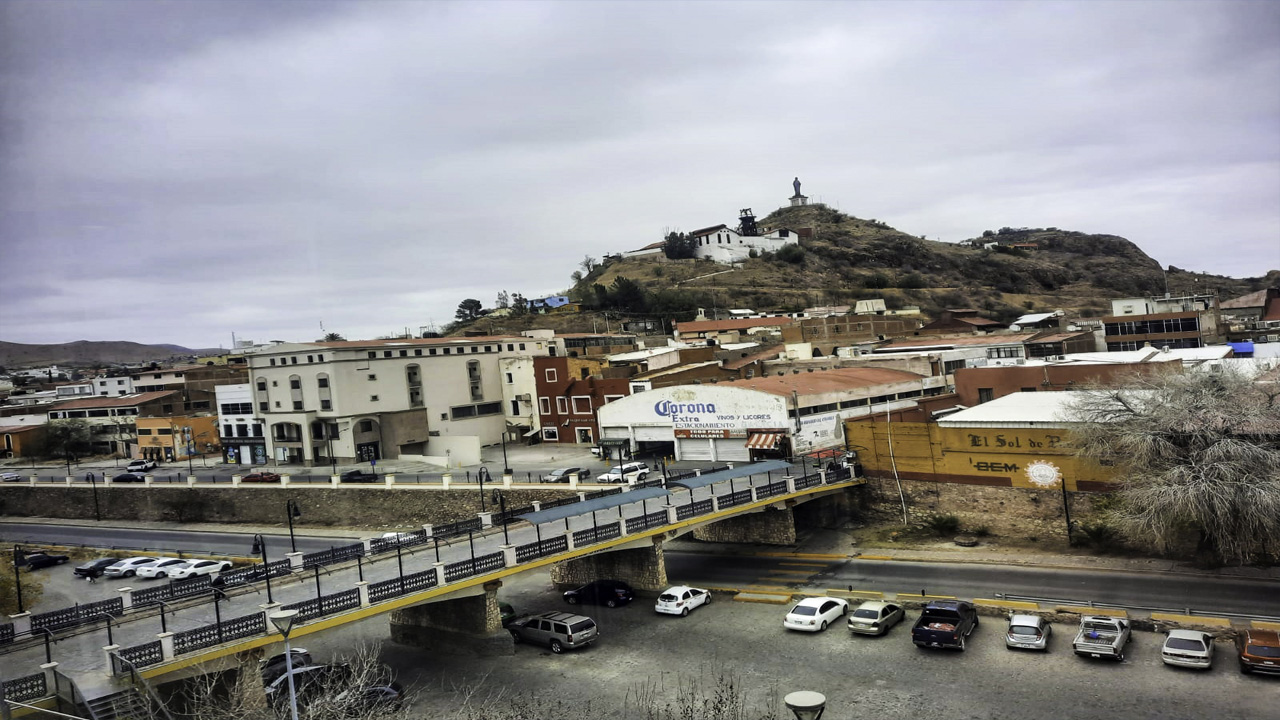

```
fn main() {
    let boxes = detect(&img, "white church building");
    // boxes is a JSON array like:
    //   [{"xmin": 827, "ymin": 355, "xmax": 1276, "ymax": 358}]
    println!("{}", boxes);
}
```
[{"xmin": 690, "ymin": 223, "xmax": 798, "ymax": 264}]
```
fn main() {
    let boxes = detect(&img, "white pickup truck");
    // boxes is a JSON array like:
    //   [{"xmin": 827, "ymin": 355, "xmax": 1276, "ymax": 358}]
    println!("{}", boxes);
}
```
[{"xmin": 1072, "ymin": 615, "xmax": 1131, "ymax": 661}]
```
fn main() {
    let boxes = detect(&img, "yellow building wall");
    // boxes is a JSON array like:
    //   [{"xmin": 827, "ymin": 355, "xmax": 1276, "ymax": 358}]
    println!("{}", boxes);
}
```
[
  {"xmin": 135, "ymin": 416, "xmax": 220, "ymax": 461},
  {"xmin": 845, "ymin": 421, "xmax": 1114, "ymax": 491}
]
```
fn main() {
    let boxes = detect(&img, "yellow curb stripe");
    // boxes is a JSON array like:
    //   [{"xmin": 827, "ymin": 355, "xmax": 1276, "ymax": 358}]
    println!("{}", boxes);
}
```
[
  {"xmin": 734, "ymin": 594, "xmax": 794, "ymax": 605},
  {"xmin": 976, "ymin": 599, "xmax": 1039, "ymax": 611},
  {"xmin": 756, "ymin": 552, "xmax": 847, "ymax": 560},
  {"xmin": 767, "ymin": 569, "xmax": 817, "ymax": 575},
  {"xmin": 1056, "ymin": 606, "xmax": 1128, "ymax": 618},
  {"xmin": 856, "ymin": 555, "xmax": 895, "ymax": 561},
  {"xmin": 1251, "ymin": 620, "xmax": 1280, "ymax": 631},
  {"xmin": 827, "ymin": 589, "xmax": 884, "ymax": 600},
  {"xmin": 897, "ymin": 593, "xmax": 957, "ymax": 600},
  {"xmin": 778, "ymin": 562, "xmax": 828, "ymax": 568},
  {"xmin": 1151, "ymin": 613, "xmax": 1231, "ymax": 628}
]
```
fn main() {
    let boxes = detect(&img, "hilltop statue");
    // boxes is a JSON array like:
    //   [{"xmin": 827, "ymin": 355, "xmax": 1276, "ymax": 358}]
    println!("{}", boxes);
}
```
[
  {"xmin": 789, "ymin": 177, "xmax": 808, "ymax": 207},
  {"xmin": 793, "ymin": 177, "xmax": 802, "ymax": 197}
]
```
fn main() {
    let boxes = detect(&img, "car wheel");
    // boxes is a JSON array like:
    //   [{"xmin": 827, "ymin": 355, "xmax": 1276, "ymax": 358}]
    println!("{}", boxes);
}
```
[
  {"xmin": 820, "ymin": 621, "xmax": 828, "ymax": 631},
  {"xmin": 681, "ymin": 608, "xmax": 689, "ymax": 617},
  {"xmin": 958, "ymin": 635, "xmax": 966, "ymax": 651},
  {"xmin": 509, "ymin": 630, "xmax": 521, "ymax": 643},
  {"xmin": 550, "ymin": 640, "xmax": 563, "ymax": 654},
  {"xmin": 974, "ymin": 616, "xmax": 980, "ymax": 628},
  {"xmin": 638, "ymin": 473, "xmax": 648, "ymax": 481},
  {"xmin": 157, "ymin": 572, "xmax": 168, "ymax": 579},
  {"xmin": 565, "ymin": 595, "xmax": 579, "ymax": 605},
  {"xmin": 1240, "ymin": 663, "xmax": 1252, "ymax": 674},
  {"xmin": 606, "ymin": 599, "xmax": 618, "ymax": 608},
  {"xmin": 1115, "ymin": 651, "xmax": 1125, "ymax": 662},
  {"xmin": 126, "ymin": 570, "xmax": 136, "ymax": 577}
]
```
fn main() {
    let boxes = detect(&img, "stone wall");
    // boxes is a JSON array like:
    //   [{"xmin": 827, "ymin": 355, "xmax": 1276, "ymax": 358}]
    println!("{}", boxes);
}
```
[
  {"xmin": 0, "ymin": 486, "xmax": 578, "ymax": 529},
  {"xmin": 389, "ymin": 580, "xmax": 511, "ymax": 656},
  {"xmin": 862, "ymin": 475, "xmax": 1099, "ymax": 541},
  {"xmin": 549, "ymin": 537, "xmax": 668, "ymax": 592},
  {"xmin": 692, "ymin": 507, "xmax": 796, "ymax": 545}
]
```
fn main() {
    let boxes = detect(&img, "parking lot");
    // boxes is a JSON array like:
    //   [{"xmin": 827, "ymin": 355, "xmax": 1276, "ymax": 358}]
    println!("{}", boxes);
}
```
[{"xmin": 287, "ymin": 568, "xmax": 1275, "ymax": 720}]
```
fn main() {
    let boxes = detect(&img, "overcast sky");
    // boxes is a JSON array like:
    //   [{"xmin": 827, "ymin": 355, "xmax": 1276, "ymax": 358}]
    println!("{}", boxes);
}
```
[{"xmin": 2, "ymin": 0, "xmax": 1277, "ymax": 349}]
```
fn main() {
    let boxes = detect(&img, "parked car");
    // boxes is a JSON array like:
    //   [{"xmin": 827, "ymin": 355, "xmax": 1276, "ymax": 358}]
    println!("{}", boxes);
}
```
[
  {"xmin": 260, "ymin": 648, "xmax": 313, "ymax": 686},
  {"xmin": 1, "ymin": 471, "xmax": 25, "ymax": 482},
  {"xmin": 1072, "ymin": 615, "xmax": 1131, "ymax": 661},
  {"xmin": 112, "ymin": 472, "xmax": 145, "ymax": 483},
  {"xmin": 74, "ymin": 558, "xmax": 120, "ymax": 580},
  {"xmin": 783, "ymin": 597, "xmax": 849, "ymax": 632},
  {"xmin": 499, "ymin": 602, "xmax": 519, "ymax": 627},
  {"xmin": 340, "ymin": 470, "xmax": 377, "ymax": 483},
  {"xmin": 541, "ymin": 467, "xmax": 589, "ymax": 483},
  {"xmin": 596, "ymin": 462, "xmax": 649, "ymax": 484},
  {"xmin": 136, "ymin": 558, "xmax": 190, "ymax": 579},
  {"xmin": 911, "ymin": 601, "xmax": 980, "ymax": 651},
  {"xmin": 104, "ymin": 557, "xmax": 160, "ymax": 578},
  {"xmin": 126, "ymin": 459, "xmax": 157, "ymax": 473},
  {"xmin": 21, "ymin": 552, "xmax": 70, "ymax": 571},
  {"xmin": 655, "ymin": 586, "xmax": 711, "ymax": 616},
  {"xmin": 1161, "ymin": 629, "xmax": 1215, "ymax": 669},
  {"xmin": 332, "ymin": 681, "xmax": 405, "ymax": 716},
  {"xmin": 165, "ymin": 559, "xmax": 232, "ymax": 579},
  {"xmin": 265, "ymin": 664, "xmax": 348, "ymax": 707},
  {"xmin": 1006, "ymin": 614, "xmax": 1052, "ymax": 651},
  {"xmin": 242, "ymin": 472, "xmax": 281, "ymax": 483},
  {"xmin": 847, "ymin": 601, "xmax": 905, "ymax": 636},
  {"xmin": 564, "ymin": 579, "xmax": 635, "ymax": 607},
  {"xmin": 507, "ymin": 611, "xmax": 598, "ymax": 653},
  {"xmin": 1236, "ymin": 628, "xmax": 1280, "ymax": 675}
]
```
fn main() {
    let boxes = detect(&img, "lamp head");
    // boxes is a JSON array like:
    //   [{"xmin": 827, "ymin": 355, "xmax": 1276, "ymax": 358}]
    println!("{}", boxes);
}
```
[
  {"xmin": 784, "ymin": 691, "xmax": 826, "ymax": 720},
  {"xmin": 269, "ymin": 609, "xmax": 299, "ymax": 636}
]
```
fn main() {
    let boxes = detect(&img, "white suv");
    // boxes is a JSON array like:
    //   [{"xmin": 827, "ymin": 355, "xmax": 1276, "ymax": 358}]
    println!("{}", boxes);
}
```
[
  {"xmin": 126, "ymin": 459, "xmax": 157, "ymax": 473},
  {"xmin": 596, "ymin": 462, "xmax": 650, "ymax": 484}
]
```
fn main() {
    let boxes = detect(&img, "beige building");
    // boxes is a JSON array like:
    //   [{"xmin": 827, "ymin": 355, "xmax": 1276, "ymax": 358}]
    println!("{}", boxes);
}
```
[{"xmin": 246, "ymin": 336, "xmax": 552, "ymax": 467}]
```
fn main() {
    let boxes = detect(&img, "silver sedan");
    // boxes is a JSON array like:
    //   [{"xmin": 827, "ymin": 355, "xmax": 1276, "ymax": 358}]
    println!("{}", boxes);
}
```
[{"xmin": 847, "ymin": 601, "xmax": 905, "ymax": 636}]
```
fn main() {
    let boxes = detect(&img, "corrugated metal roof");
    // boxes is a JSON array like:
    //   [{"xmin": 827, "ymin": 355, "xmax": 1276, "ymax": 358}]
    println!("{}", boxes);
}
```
[
  {"xmin": 937, "ymin": 392, "xmax": 1080, "ymax": 427},
  {"xmin": 47, "ymin": 391, "xmax": 178, "ymax": 411},
  {"xmin": 877, "ymin": 332, "xmax": 1039, "ymax": 351},
  {"xmin": 675, "ymin": 317, "xmax": 793, "ymax": 334},
  {"xmin": 517, "ymin": 486, "xmax": 671, "ymax": 525}
]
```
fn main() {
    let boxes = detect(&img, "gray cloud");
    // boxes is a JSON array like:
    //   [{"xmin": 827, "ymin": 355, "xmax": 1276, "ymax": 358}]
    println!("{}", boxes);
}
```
[{"xmin": 1, "ymin": 0, "xmax": 1277, "ymax": 349}]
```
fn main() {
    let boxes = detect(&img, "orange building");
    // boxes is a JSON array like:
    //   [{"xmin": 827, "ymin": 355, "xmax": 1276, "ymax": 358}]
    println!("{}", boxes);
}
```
[{"xmin": 135, "ymin": 415, "xmax": 220, "ymax": 463}]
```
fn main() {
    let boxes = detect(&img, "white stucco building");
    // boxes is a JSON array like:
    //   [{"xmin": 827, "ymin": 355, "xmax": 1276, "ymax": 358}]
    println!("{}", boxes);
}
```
[{"xmin": 689, "ymin": 224, "xmax": 800, "ymax": 264}]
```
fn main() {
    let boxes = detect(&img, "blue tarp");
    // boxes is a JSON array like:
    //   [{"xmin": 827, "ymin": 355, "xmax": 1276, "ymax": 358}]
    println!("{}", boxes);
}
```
[
  {"xmin": 517, "ymin": 486, "xmax": 671, "ymax": 525},
  {"xmin": 667, "ymin": 460, "xmax": 794, "ymax": 491}
]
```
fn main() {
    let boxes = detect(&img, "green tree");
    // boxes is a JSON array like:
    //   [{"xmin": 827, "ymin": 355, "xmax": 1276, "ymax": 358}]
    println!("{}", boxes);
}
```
[
  {"xmin": 775, "ymin": 243, "xmax": 804, "ymax": 264},
  {"xmin": 455, "ymin": 298, "xmax": 484, "ymax": 322},
  {"xmin": 1067, "ymin": 367, "xmax": 1280, "ymax": 564},
  {"xmin": 662, "ymin": 232, "xmax": 696, "ymax": 260},
  {"xmin": 322, "ymin": 332, "xmax": 346, "ymax": 342}
]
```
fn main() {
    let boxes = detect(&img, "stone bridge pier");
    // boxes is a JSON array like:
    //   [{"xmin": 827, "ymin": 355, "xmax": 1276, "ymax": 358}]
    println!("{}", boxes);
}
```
[
  {"xmin": 551, "ymin": 536, "xmax": 669, "ymax": 593},
  {"xmin": 692, "ymin": 506, "xmax": 797, "ymax": 545},
  {"xmin": 389, "ymin": 580, "xmax": 512, "ymax": 656}
]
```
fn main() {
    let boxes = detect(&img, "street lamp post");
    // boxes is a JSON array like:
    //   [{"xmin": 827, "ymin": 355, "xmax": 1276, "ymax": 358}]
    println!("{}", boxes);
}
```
[
  {"xmin": 88, "ymin": 473, "xmax": 101, "ymax": 522},
  {"xmin": 269, "ymin": 610, "xmax": 301, "ymax": 720},
  {"xmin": 185, "ymin": 426, "xmax": 194, "ymax": 475},
  {"xmin": 477, "ymin": 467, "xmax": 491, "ymax": 512},
  {"xmin": 12, "ymin": 546, "xmax": 26, "ymax": 613},
  {"xmin": 326, "ymin": 424, "xmax": 337, "ymax": 474},
  {"xmin": 495, "ymin": 492, "xmax": 509, "ymax": 545},
  {"xmin": 285, "ymin": 500, "xmax": 302, "ymax": 554},
  {"xmin": 500, "ymin": 432, "xmax": 511, "ymax": 475},
  {"xmin": 250, "ymin": 534, "xmax": 274, "ymax": 605},
  {"xmin": 94, "ymin": 613, "xmax": 114, "ymax": 646}
]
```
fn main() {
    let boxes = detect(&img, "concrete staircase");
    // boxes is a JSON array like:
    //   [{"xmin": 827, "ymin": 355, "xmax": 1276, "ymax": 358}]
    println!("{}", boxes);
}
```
[{"xmin": 82, "ymin": 687, "xmax": 154, "ymax": 720}]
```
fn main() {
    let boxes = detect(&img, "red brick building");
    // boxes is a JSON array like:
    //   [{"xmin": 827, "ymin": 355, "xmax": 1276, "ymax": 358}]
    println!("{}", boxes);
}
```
[{"xmin": 534, "ymin": 356, "xmax": 631, "ymax": 446}]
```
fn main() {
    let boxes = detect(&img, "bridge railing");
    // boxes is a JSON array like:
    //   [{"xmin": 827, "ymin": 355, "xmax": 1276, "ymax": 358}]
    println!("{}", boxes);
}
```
[
  {"xmin": 582, "ymin": 487, "xmax": 624, "ymax": 501},
  {"xmin": 1, "ymin": 671, "xmax": 47, "ymax": 703},
  {"xmin": 0, "ymin": 622, "xmax": 14, "ymax": 647},
  {"xmin": 302, "ymin": 542, "xmax": 366, "ymax": 569},
  {"xmin": 24, "ymin": 464, "xmax": 850, "ymax": 679},
  {"xmin": 114, "ymin": 640, "xmax": 164, "ymax": 672}
]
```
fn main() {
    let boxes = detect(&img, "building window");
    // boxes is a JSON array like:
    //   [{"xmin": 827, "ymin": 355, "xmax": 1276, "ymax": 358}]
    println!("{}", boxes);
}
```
[
  {"xmin": 556, "ymin": 397, "xmax": 569, "ymax": 414},
  {"xmin": 260, "ymin": 402, "xmax": 269, "ymax": 412},
  {"xmin": 289, "ymin": 378, "xmax": 301, "ymax": 389},
  {"xmin": 291, "ymin": 357, "xmax": 298, "ymax": 364},
  {"xmin": 370, "ymin": 395, "xmax": 379, "ymax": 402},
  {"xmin": 384, "ymin": 351, "xmax": 392, "ymax": 358},
  {"xmin": 471, "ymin": 347, "xmax": 479, "ymax": 353},
  {"xmin": 368, "ymin": 374, "xmax": 377, "ymax": 381},
  {"xmin": 368, "ymin": 351, "xmax": 377, "ymax": 359},
  {"xmin": 223, "ymin": 424, "xmax": 233, "ymax": 436},
  {"xmin": 429, "ymin": 348, "xmax": 437, "ymax": 355},
  {"xmin": 292, "ymin": 401, "xmax": 303, "ymax": 410},
  {"xmin": 519, "ymin": 343, "xmax": 526, "ymax": 351},
  {"xmin": 321, "ymin": 399, "xmax": 332, "ymax": 410},
  {"xmin": 400, "ymin": 350, "xmax": 408, "ymax": 357},
  {"xmin": 415, "ymin": 349, "xmax": 422, "ymax": 356},
  {"xmin": 539, "ymin": 397, "xmax": 551, "ymax": 414},
  {"xmin": 317, "ymin": 354, "xmax": 323, "ymax": 362},
  {"xmin": 511, "ymin": 400, "xmax": 520, "ymax": 415},
  {"xmin": 505, "ymin": 372, "xmax": 513, "ymax": 384},
  {"xmin": 571, "ymin": 396, "xmax": 592, "ymax": 414},
  {"xmin": 318, "ymin": 377, "xmax": 329, "ymax": 388},
  {"xmin": 137, "ymin": 428, "xmax": 153, "ymax": 436},
  {"xmin": 307, "ymin": 355, "xmax": 314, "ymax": 362},
  {"xmin": 978, "ymin": 388, "xmax": 994, "ymax": 403},
  {"xmin": 943, "ymin": 360, "xmax": 966, "ymax": 374},
  {"xmin": 507, "ymin": 344, "xmax": 514, "ymax": 351},
  {"xmin": 270, "ymin": 359, "xmax": 277, "ymax": 366},
  {"xmin": 157, "ymin": 428, "xmax": 172, "ymax": 435},
  {"xmin": 451, "ymin": 405, "xmax": 477, "ymax": 420},
  {"xmin": 986, "ymin": 347, "xmax": 1022, "ymax": 359},
  {"xmin": 359, "ymin": 420, "xmax": 373, "ymax": 432},
  {"xmin": 603, "ymin": 394, "xmax": 624, "ymax": 403},
  {"xmin": 542, "ymin": 427, "xmax": 559, "ymax": 441},
  {"xmin": 443, "ymin": 348, "xmax": 450, "ymax": 354},
  {"xmin": 257, "ymin": 380, "xmax": 267, "ymax": 391},
  {"xmin": 545, "ymin": 369, "xmax": 557, "ymax": 383}
]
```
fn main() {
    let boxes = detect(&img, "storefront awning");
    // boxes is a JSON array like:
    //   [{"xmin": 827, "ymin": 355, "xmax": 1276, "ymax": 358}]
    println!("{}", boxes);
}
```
[
  {"xmin": 598, "ymin": 438, "xmax": 630, "ymax": 447},
  {"xmin": 523, "ymin": 428, "xmax": 540, "ymax": 437},
  {"xmin": 744, "ymin": 432, "xmax": 785, "ymax": 450}
]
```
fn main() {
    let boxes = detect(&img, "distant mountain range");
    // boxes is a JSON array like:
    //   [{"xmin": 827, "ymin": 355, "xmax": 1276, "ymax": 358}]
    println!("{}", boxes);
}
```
[{"xmin": 0, "ymin": 341, "xmax": 223, "ymax": 370}]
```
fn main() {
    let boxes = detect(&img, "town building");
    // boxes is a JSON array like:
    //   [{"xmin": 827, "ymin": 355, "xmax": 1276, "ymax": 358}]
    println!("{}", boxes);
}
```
[
  {"xmin": 135, "ymin": 415, "xmax": 220, "ymax": 464},
  {"xmin": 245, "ymin": 336, "xmax": 552, "ymax": 467},
  {"xmin": 533, "ymin": 355, "xmax": 631, "ymax": 446},
  {"xmin": 216, "ymin": 383, "xmax": 266, "ymax": 466},
  {"xmin": 690, "ymin": 222, "xmax": 800, "ymax": 264},
  {"xmin": 597, "ymin": 367, "xmax": 946, "ymax": 462},
  {"xmin": 1102, "ymin": 293, "xmax": 1222, "ymax": 351},
  {"xmin": 45, "ymin": 390, "xmax": 215, "ymax": 458},
  {"xmin": 952, "ymin": 357, "xmax": 1180, "ymax": 406},
  {"xmin": 781, "ymin": 313, "xmax": 922, "ymax": 358},
  {"xmin": 0, "ymin": 423, "xmax": 45, "ymax": 459},
  {"xmin": 673, "ymin": 317, "xmax": 794, "ymax": 344},
  {"xmin": 915, "ymin": 309, "xmax": 1008, "ymax": 335}
]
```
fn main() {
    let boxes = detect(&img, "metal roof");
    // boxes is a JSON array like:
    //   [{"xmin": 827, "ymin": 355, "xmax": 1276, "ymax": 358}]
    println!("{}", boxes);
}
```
[
  {"xmin": 517, "ymin": 486, "xmax": 671, "ymax": 525},
  {"xmin": 668, "ymin": 460, "xmax": 794, "ymax": 490},
  {"xmin": 937, "ymin": 392, "xmax": 1081, "ymax": 428}
]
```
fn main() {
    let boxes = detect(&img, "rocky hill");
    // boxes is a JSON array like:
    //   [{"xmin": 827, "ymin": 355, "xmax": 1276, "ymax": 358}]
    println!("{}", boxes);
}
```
[{"xmin": 0, "ymin": 340, "xmax": 221, "ymax": 370}]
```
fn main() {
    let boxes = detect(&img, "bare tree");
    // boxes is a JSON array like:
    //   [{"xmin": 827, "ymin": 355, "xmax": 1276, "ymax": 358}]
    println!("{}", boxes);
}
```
[
  {"xmin": 580, "ymin": 255, "xmax": 598, "ymax": 274},
  {"xmin": 1066, "ymin": 366, "xmax": 1280, "ymax": 564}
]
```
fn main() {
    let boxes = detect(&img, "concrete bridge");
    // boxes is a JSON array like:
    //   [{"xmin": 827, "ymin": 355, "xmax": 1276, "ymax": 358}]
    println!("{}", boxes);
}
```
[{"xmin": 1, "ymin": 461, "xmax": 861, "ymax": 717}]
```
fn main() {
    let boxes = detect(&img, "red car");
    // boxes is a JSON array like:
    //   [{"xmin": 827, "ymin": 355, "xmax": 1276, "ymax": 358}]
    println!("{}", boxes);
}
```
[{"xmin": 242, "ymin": 472, "xmax": 281, "ymax": 483}]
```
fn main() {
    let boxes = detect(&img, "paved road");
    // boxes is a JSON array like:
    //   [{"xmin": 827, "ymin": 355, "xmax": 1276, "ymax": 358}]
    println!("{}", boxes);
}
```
[{"xmin": 665, "ymin": 548, "xmax": 1280, "ymax": 617}]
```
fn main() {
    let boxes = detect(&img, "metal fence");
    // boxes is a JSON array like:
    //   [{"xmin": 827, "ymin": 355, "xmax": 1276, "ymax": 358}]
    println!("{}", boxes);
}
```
[
  {"xmin": 431, "ymin": 517, "xmax": 483, "ymax": 539},
  {"xmin": 676, "ymin": 498, "xmax": 714, "ymax": 521},
  {"xmin": 632, "ymin": 476, "xmax": 666, "ymax": 490},
  {"xmin": 30, "ymin": 596, "xmax": 125, "ymax": 633},
  {"xmin": 0, "ymin": 622, "xmax": 13, "ymax": 646},
  {"xmin": 795, "ymin": 473, "xmax": 822, "ymax": 490},
  {"xmin": 514, "ymin": 535, "xmax": 569, "ymax": 563},
  {"xmin": 538, "ymin": 494, "xmax": 583, "ymax": 511},
  {"xmin": 171, "ymin": 611, "xmax": 266, "ymax": 655},
  {"xmin": 132, "ymin": 576, "xmax": 212, "ymax": 607},
  {"xmin": 665, "ymin": 469, "xmax": 699, "ymax": 483},
  {"xmin": 583, "ymin": 487, "xmax": 624, "ymax": 501},
  {"xmin": 716, "ymin": 489, "xmax": 753, "ymax": 509},
  {"xmin": 283, "ymin": 587, "xmax": 361, "ymax": 623},
  {"xmin": 443, "ymin": 551, "xmax": 506, "ymax": 583},
  {"xmin": 115, "ymin": 640, "xmax": 164, "ymax": 671},
  {"xmin": 367, "ymin": 567, "xmax": 438, "ymax": 604},
  {"xmin": 625, "ymin": 510, "xmax": 669, "ymax": 534},
  {"xmin": 214, "ymin": 558, "xmax": 291, "ymax": 589},
  {"xmin": 492, "ymin": 503, "xmax": 536, "ymax": 525},
  {"xmin": 571, "ymin": 522, "xmax": 622, "ymax": 547},
  {"xmin": 302, "ymin": 542, "xmax": 365, "ymax": 569},
  {"xmin": 758, "ymin": 480, "xmax": 789, "ymax": 498},
  {"xmin": 1, "ymin": 672, "xmax": 47, "ymax": 703}
]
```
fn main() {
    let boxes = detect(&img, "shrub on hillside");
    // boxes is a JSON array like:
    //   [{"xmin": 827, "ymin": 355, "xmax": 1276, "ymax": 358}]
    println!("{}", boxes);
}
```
[{"xmin": 775, "ymin": 243, "xmax": 805, "ymax": 264}]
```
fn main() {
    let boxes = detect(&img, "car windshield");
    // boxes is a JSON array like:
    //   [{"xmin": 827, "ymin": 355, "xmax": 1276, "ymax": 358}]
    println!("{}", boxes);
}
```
[
  {"xmin": 1010, "ymin": 625, "xmax": 1041, "ymax": 635},
  {"xmin": 1246, "ymin": 644, "xmax": 1280, "ymax": 658},
  {"xmin": 852, "ymin": 609, "xmax": 879, "ymax": 619},
  {"xmin": 569, "ymin": 620, "xmax": 595, "ymax": 633},
  {"xmin": 659, "ymin": 593, "xmax": 678, "ymax": 602},
  {"xmin": 1166, "ymin": 637, "xmax": 1205, "ymax": 651},
  {"xmin": 608, "ymin": 466, "xmax": 624, "ymax": 474},
  {"xmin": 790, "ymin": 606, "xmax": 817, "ymax": 616}
]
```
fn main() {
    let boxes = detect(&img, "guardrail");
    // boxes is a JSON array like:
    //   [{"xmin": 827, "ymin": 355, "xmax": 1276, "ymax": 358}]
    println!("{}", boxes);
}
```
[{"xmin": 1, "ymin": 671, "xmax": 47, "ymax": 703}]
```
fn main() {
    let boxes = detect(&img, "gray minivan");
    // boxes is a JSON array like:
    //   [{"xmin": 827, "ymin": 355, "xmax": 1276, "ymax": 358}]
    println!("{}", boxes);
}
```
[{"xmin": 507, "ymin": 611, "xmax": 598, "ymax": 653}]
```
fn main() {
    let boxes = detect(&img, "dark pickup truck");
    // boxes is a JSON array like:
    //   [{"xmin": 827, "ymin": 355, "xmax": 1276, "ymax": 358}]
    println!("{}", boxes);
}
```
[{"xmin": 911, "ymin": 600, "xmax": 980, "ymax": 651}]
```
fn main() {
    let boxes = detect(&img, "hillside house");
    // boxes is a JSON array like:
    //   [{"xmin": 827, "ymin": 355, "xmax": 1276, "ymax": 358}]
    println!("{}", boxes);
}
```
[{"xmin": 689, "ymin": 224, "xmax": 799, "ymax": 264}]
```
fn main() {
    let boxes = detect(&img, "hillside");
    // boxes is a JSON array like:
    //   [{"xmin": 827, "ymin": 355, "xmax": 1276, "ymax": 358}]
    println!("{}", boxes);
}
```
[{"xmin": 0, "ymin": 340, "xmax": 221, "ymax": 370}]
